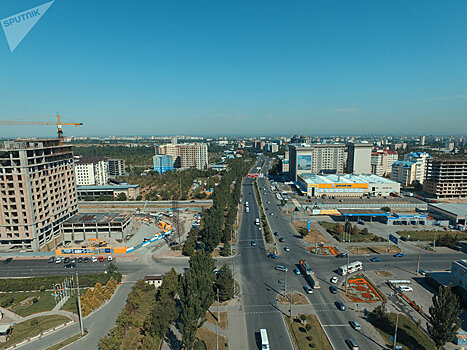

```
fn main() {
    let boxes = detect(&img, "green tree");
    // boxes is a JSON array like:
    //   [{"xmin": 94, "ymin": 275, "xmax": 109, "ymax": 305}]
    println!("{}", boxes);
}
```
[
  {"xmin": 189, "ymin": 250, "xmax": 215, "ymax": 314},
  {"xmin": 220, "ymin": 242, "xmax": 231, "ymax": 257},
  {"xmin": 179, "ymin": 270, "xmax": 201, "ymax": 350},
  {"xmin": 216, "ymin": 264, "xmax": 234, "ymax": 302},
  {"xmin": 140, "ymin": 334, "xmax": 160, "ymax": 350},
  {"xmin": 381, "ymin": 206, "xmax": 391, "ymax": 212},
  {"xmin": 427, "ymin": 285, "xmax": 462, "ymax": 348},
  {"xmin": 116, "ymin": 192, "xmax": 127, "ymax": 201},
  {"xmin": 298, "ymin": 227, "xmax": 309, "ymax": 238}
]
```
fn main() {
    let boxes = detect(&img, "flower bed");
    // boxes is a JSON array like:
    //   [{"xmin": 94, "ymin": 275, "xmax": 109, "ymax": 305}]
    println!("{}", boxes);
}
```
[{"xmin": 347, "ymin": 278, "xmax": 381, "ymax": 302}]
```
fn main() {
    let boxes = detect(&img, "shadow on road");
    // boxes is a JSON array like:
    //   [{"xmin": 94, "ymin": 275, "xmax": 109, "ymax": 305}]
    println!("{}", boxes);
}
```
[{"xmin": 165, "ymin": 328, "xmax": 183, "ymax": 350}]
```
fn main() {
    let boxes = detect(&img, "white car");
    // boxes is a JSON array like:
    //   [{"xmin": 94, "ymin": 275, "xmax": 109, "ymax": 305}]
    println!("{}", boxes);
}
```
[
  {"xmin": 55, "ymin": 257, "xmax": 62, "ymax": 264},
  {"xmin": 107, "ymin": 256, "xmax": 113, "ymax": 261},
  {"xmin": 399, "ymin": 285, "xmax": 413, "ymax": 292},
  {"xmin": 91, "ymin": 256, "xmax": 98, "ymax": 263},
  {"xmin": 331, "ymin": 276, "xmax": 338, "ymax": 284}
]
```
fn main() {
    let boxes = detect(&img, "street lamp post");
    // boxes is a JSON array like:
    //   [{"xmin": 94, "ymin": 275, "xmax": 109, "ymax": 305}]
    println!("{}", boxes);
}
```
[{"xmin": 345, "ymin": 251, "xmax": 350, "ymax": 295}]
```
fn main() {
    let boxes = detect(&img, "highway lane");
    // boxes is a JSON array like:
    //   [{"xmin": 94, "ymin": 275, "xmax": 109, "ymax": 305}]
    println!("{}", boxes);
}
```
[{"xmin": 238, "ymin": 177, "xmax": 294, "ymax": 350}]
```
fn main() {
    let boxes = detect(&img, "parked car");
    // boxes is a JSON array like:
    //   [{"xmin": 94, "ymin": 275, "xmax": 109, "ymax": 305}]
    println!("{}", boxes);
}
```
[
  {"xmin": 107, "ymin": 256, "xmax": 113, "ymax": 261},
  {"xmin": 77, "ymin": 257, "xmax": 83, "ymax": 263},
  {"xmin": 394, "ymin": 253, "xmax": 404, "ymax": 258},
  {"xmin": 71, "ymin": 257, "xmax": 76, "ymax": 263},
  {"xmin": 55, "ymin": 257, "xmax": 62, "ymax": 264},
  {"xmin": 357, "ymin": 221, "xmax": 365, "ymax": 225},
  {"xmin": 336, "ymin": 253, "xmax": 347, "ymax": 258},
  {"xmin": 279, "ymin": 237, "xmax": 285, "ymax": 242},
  {"xmin": 48, "ymin": 257, "xmax": 55, "ymax": 263},
  {"xmin": 63, "ymin": 257, "xmax": 70, "ymax": 264},
  {"xmin": 345, "ymin": 339, "xmax": 359, "ymax": 350},
  {"xmin": 331, "ymin": 276, "xmax": 338, "ymax": 284},
  {"xmin": 304, "ymin": 285, "xmax": 313, "ymax": 294},
  {"xmin": 275, "ymin": 265, "xmax": 288, "ymax": 272},
  {"xmin": 83, "ymin": 257, "xmax": 89, "ymax": 263},
  {"xmin": 294, "ymin": 268, "xmax": 300, "ymax": 275},
  {"xmin": 3, "ymin": 257, "xmax": 13, "ymax": 264},
  {"xmin": 284, "ymin": 246, "xmax": 290, "ymax": 252},
  {"xmin": 330, "ymin": 286, "xmax": 337, "ymax": 294},
  {"xmin": 98, "ymin": 256, "xmax": 105, "ymax": 262},
  {"xmin": 91, "ymin": 256, "xmax": 98, "ymax": 263},
  {"xmin": 417, "ymin": 269, "xmax": 426, "ymax": 276},
  {"xmin": 399, "ymin": 285, "xmax": 413, "ymax": 292},
  {"xmin": 400, "ymin": 236, "xmax": 408, "ymax": 242},
  {"xmin": 335, "ymin": 301, "xmax": 346, "ymax": 311},
  {"xmin": 370, "ymin": 257, "xmax": 382, "ymax": 262},
  {"xmin": 349, "ymin": 320, "xmax": 361, "ymax": 330}
]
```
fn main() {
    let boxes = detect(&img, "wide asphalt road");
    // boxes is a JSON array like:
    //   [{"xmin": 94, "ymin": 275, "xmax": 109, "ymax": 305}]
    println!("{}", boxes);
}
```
[{"xmin": 238, "ymin": 176, "xmax": 294, "ymax": 350}]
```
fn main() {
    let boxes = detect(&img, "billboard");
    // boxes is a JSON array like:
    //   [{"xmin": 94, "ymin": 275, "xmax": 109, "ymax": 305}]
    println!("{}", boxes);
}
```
[{"xmin": 297, "ymin": 155, "xmax": 312, "ymax": 170}]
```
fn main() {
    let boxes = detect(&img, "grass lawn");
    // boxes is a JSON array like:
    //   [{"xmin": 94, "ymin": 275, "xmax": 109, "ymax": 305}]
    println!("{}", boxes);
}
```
[
  {"xmin": 0, "ymin": 291, "xmax": 56, "ymax": 317},
  {"xmin": 60, "ymin": 289, "xmax": 88, "ymax": 314},
  {"xmin": 370, "ymin": 313, "xmax": 436, "ymax": 350},
  {"xmin": 0, "ymin": 315, "xmax": 69, "ymax": 349},
  {"xmin": 206, "ymin": 311, "xmax": 228, "ymax": 330},
  {"xmin": 347, "ymin": 245, "xmax": 401, "ymax": 255},
  {"xmin": 397, "ymin": 230, "xmax": 467, "ymax": 241},
  {"xmin": 196, "ymin": 326, "xmax": 228, "ymax": 350},
  {"xmin": 318, "ymin": 221, "xmax": 384, "ymax": 243},
  {"xmin": 375, "ymin": 271, "xmax": 393, "ymax": 277},
  {"xmin": 286, "ymin": 314, "xmax": 332, "ymax": 350},
  {"xmin": 44, "ymin": 331, "xmax": 88, "ymax": 350}
]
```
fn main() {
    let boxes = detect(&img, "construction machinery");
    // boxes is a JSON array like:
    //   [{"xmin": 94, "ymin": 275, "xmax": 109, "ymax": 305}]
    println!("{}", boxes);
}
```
[
  {"xmin": 0, "ymin": 114, "xmax": 83, "ymax": 144},
  {"xmin": 89, "ymin": 238, "xmax": 108, "ymax": 247},
  {"xmin": 157, "ymin": 221, "xmax": 172, "ymax": 233}
]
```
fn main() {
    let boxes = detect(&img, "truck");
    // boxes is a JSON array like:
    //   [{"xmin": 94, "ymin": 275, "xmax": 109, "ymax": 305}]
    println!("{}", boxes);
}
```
[
  {"xmin": 299, "ymin": 260, "xmax": 312, "ymax": 276},
  {"xmin": 305, "ymin": 273, "xmax": 321, "ymax": 289}
]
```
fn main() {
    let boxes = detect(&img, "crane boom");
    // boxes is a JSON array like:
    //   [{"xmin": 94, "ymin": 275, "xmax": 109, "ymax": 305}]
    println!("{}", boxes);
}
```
[{"xmin": 0, "ymin": 114, "xmax": 83, "ymax": 144}]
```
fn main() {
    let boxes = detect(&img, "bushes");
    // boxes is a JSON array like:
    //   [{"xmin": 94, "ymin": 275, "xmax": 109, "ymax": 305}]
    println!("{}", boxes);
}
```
[{"xmin": 0, "ymin": 272, "xmax": 122, "ymax": 292}]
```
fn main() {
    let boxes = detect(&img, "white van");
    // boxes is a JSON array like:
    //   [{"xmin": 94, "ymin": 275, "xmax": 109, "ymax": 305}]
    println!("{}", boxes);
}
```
[
  {"xmin": 399, "ymin": 285, "xmax": 413, "ymax": 292},
  {"xmin": 260, "ymin": 329, "xmax": 269, "ymax": 350}
]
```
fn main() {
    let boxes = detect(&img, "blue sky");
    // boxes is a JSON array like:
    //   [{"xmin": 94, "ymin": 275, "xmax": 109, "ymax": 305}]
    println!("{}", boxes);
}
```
[{"xmin": 0, "ymin": 0, "xmax": 466, "ymax": 137}]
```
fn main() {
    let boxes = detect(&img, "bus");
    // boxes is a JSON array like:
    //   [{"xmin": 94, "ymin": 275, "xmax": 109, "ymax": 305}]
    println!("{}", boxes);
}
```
[
  {"xmin": 337, "ymin": 261, "xmax": 363, "ymax": 276},
  {"xmin": 260, "ymin": 329, "xmax": 269, "ymax": 350}
]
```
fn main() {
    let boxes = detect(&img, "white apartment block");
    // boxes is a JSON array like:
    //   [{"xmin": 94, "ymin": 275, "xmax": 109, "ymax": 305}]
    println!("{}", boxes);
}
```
[
  {"xmin": 75, "ymin": 156, "xmax": 109, "ymax": 186},
  {"xmin": 155, "ymin": 143, "xmax": 208, "ymax": 170},
  {"xmin": 371, "ymin": 149, "xmax": 398, "ymax": 177},
  {"xmin": 0, "ymin": 139, "xmax": 78, "ymax": 251},
  {"xmin": 347, "ymin": 143, "xmax": 372, "ymax": 174},
  {"xmin": 403, "ymin": 152, "xmax": 430, "ymax": 184}
]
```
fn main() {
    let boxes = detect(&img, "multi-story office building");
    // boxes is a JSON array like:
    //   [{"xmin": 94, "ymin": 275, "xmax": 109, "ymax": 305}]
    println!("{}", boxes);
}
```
[
  {"xmin": 346, "ymin": 143, "xmax": 372, "ymax": 174},
  {"xmin": 371, "ymin": 149, "xmax": 398, "ymax": 177},
  {"xmin": 155, "ymin": 143, "xmax": 208, "ymax": 170},
  {"xmin": 391, "ymin": 160, "xmax": 418, "ymax": 186},
  {"xmin": 424, "ymin": 158, "xmax": 467, "ymax": 198},
  {"xmin": 153, "ymin": 155, "xmax": 174, "ymax": 173},
  {"xmin": 289, "ymin": 143, "xmax": 346, "ymax": 181},
  {"xmin": 108, "ymin": 159, "xmax": 125, "ymax": 177},
  {"xmin": 74, "ymin": 156, "xmax": 109, "ymax": 186},
  {"xmin": 404, "ymin": 152, "xmax": 431, "ymax": 184},
  {"xmin": 0, "ymin": 139, "xmax": 78, "ymax": 251}
]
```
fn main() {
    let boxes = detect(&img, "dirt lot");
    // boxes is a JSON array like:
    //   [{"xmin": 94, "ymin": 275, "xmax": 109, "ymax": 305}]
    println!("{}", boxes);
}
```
[
  {"xmin": 293, "ymin": 221, "xmax": 330, "ymax": 244},
  {"xmin": 347, "ymin": 245, "xmax": 401, "ymax": 255}
]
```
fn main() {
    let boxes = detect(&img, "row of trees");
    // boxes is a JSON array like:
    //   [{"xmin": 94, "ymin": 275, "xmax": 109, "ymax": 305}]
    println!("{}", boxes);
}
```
[{"xmin": 80, "ymin": 277, "xmax": 118, "ymax": 316}]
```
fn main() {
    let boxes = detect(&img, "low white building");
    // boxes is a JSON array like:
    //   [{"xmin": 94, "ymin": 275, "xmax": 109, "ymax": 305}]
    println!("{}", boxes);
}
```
[{"xmin": 75, "ymin": 156, "xmax": 109, "ymax": 186}]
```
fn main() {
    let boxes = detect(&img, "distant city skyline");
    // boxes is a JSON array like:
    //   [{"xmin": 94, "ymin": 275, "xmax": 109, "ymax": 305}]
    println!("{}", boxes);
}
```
[{"xmin": 1, "ymin": 0, "xmax": 466, "ymax": 137}]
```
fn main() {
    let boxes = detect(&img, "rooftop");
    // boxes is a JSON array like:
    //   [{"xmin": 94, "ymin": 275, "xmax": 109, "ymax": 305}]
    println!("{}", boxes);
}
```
[
  {"xmin": 76, "ymin": 155, "xmax": 107, "ymax": 164},
  {"xmin": 63, "ymin": 213, "xmax": 131, "ymax": 225},
  {"xmin": 429, "ymin": 203, "xmax": 467, "ymax": 217},
  {"xmin": 77, "ymin": 184, "xmax": 139, "ymax": 190},
  {"xmin": 299, "ymin": 173, "xmax": 398, "ymax": 185}
]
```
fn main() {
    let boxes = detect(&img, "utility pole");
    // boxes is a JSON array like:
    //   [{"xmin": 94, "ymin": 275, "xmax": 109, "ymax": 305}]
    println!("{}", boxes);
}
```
[
  {"xmin": 345, "ymin": 251, "xmax": 350, "ymax": 295},
  {"xmin": 75, "ymin": 265, "xmax": 84, "ymax": 336},
  {"xmin": 315, "ymin": 223, "xmax": 318, "ymax": 255},
  {"xmin": 393, "ymin": 314, "xmax": 399, "ymax": 350},
  {"xmin": 216, "ymin": 288, "xmax": 219, "ymax": 350}
]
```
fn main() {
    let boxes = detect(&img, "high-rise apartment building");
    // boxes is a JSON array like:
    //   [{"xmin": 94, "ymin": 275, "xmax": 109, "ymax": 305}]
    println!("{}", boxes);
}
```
[
  {"xmin": 391, "ymin": 161, "xmax": 418, "ymax": 186},
  {"xmin": 265, "ymin": 142, "xmax": 279, "ymax": 153},
  {"xmin": 155, "ymin": 143, "xmax": 208, "ymax": 170},
  {"xmin": 346, "ymin": 143, "xmax": 372, "ymax": 174},
  {"xmin": 108, "ymin": 159, "xmax": 126, "ymax": 177},
  {"xmin": 289, "ymin": 144, "xmax": 346, "ymax": 181},
  {"xmin": 371, "ymin": 149, "xmax": 398, "ymax": 177},
  {"xmin": 404, "ymin": 152, "xmax": 431, "ymax": 184},
  {"xmin": 153, "ymin": 155, "xmax": 174, "ymax": 173},
  {"xmin": 424, "ymin": 158, "xmax": 467, "ymax": 198},
  {"xmin": 74, "ymin": 156, "xmax": 109, "ymax": 186},
  {"xmin": 0, "ymin": 139, "xmax": 78, "ymax": 251}
]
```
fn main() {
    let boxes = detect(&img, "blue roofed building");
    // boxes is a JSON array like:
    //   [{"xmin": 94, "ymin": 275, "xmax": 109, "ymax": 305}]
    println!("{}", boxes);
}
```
[{"xmin": 153, "ymin": 154, "xmax": 174, "ymax": 174}]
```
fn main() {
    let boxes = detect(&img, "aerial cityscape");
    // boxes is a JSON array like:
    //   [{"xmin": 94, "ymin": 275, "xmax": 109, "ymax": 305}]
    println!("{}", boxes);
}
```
[{"xmin": 0, "ymin": 1, "xmax": 466, "ymax": 350}]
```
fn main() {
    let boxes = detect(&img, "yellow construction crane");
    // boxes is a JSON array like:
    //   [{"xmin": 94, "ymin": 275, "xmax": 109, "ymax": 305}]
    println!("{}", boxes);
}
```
[{"xmin": 0, "ymin": 114, "xmax": 83, "ymax": 144}]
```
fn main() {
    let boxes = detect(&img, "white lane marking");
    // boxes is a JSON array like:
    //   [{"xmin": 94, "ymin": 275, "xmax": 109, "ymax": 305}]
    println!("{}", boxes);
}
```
[{"xmin": 321, "ymin": 324, "xmax": 350, "ymax": 327}]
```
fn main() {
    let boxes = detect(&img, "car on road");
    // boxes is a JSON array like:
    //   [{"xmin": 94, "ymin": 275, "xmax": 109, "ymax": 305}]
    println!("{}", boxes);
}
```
[
  {"xmin": 275, "ymin": 265, "xmax": 288, "ymax": 272},
  {"xmin": 303, "ymin": 285, "xmax": 313, "ymax": 294},
  {"xmin": 345, "ymin": 339, "xmax": 359, "ymax": 350},
  {"xmin": 64, "ymin": 263, "xmax": 75, "ymax": 269},
  {"xmin": 284, "ymin": 246, "xmax": 290, "ymax": 252},
  {"xmin": 370, "ymin": 257, "xmax": 382, "ymax": 262},
  {"xmin": 349, "ymin": 320, "xmax": 361, "ymax": 330},
  {"xmin": 258, "ymin": 227, "xmax": 262, "ymax": 231},
  {"xmin": 274, "ymin": 232, "xmax": 279, "ymax": 236},
  {"xmin": 279, "ymin": 237, "xmax": 285, "ymax": 242},
  {"xmin": 48, "ymin": 257, "xmax": 55, "ymax": 263},
  {"xmin": 98, "ymin": 256, "xmax": 105, "ymax": 262},
  {"xmin": 294, "ymin": 268, "xmax": 300, "ymax": 275},
  {"xmin": 336, "ymin": 253, "xmax": 347, "ymax": 258},
  {"xmin": 267, "ymin": 253, "xmax": 278, "ymax": 259},
  {"xmin": 335, "ymin": 301, "xmax": 346, "ymax": 311},
  {"xmin": 394, "ymin": 253, "xmax": 405, "ymax": 258},
  {"xmin": 270, "ymin": 212, "xmax": 274, "ymax": 216},
  {"xmin": 331, "ymin": 276, "xmax": 338, "ymax": 284},
  {"xmin": 399, "ymin": 285, "xmax": 413, "ymax": 292},
  {"xmin": 330, "ymin": 286, "xmax": 337, "ymax": 294},
  {"xmin": 251, "ymin": 240, "xmax": 256, "ymax": 246},
  {"xmin": 3, "ymin": 257, "xmax": 13, "ymax": 264},
  {"xmin": 267, "ymin": 201, "xmax": 270, "ymax": 204},
  {"xmin": 84, "ymin": 257, "xmax": 89, "ymax": 263}
]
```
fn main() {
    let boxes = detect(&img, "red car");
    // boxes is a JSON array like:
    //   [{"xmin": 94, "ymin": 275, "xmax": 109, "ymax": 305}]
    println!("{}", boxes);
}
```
[{"xmin": 98, "ymin": 256, "xmax": 105, "ymax": 262}]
